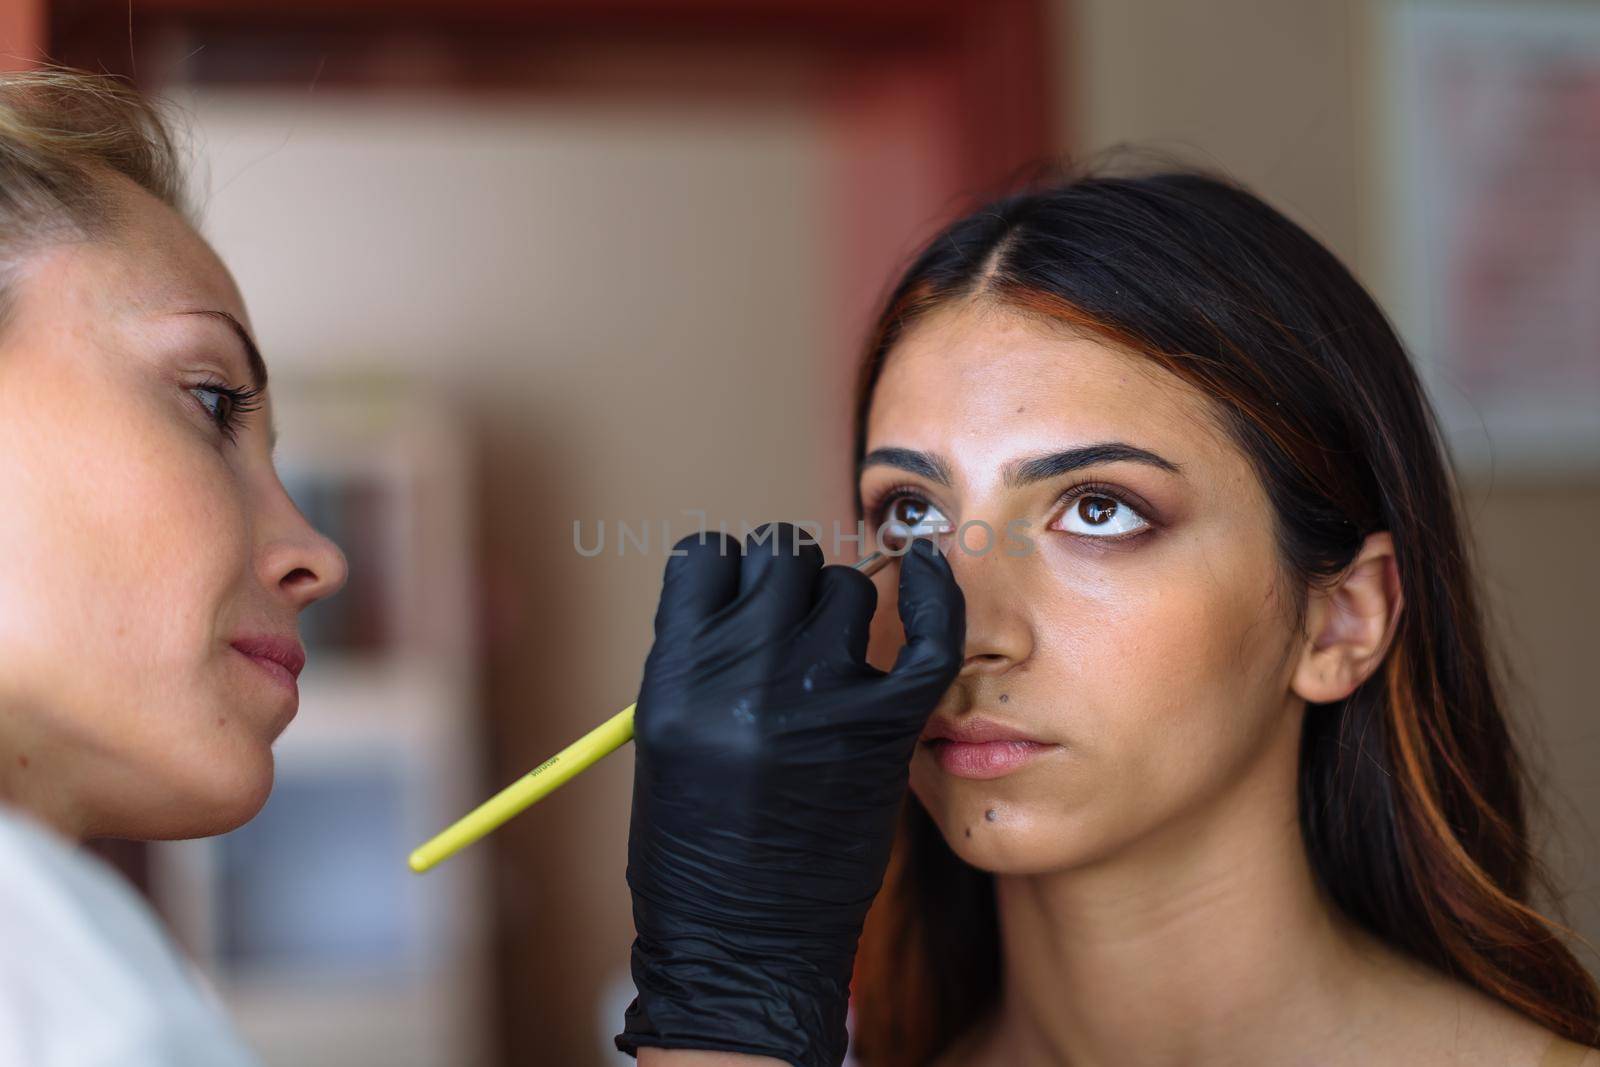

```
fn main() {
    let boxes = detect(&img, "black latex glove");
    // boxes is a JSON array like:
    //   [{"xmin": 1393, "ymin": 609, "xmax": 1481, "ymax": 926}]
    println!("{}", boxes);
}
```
[{"xmin": 616, "ymin": 522, "xmax": 965, "ymax": 1067}]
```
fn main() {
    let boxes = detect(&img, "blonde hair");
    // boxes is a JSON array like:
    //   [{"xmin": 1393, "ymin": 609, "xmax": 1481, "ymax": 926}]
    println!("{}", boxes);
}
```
[{"xmin": 0, "ymin": 67, "xmax": 187, "ymax": 325}]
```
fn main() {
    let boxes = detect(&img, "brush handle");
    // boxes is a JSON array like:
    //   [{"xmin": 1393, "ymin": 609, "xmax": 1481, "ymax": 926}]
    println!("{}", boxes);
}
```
[
  {"xmin": 408, "ymin": 703, "xmax": 636, "ymax": 872},
  {"xmin": 408, "ymin": 551, "xmax": 894, "ymax": 872}
]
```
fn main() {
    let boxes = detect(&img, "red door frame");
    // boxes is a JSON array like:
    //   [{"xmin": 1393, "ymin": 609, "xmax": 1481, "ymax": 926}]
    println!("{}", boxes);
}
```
[{"xmin": 41, "ymin": 0, "xmax": 1056, "ymax": 382}]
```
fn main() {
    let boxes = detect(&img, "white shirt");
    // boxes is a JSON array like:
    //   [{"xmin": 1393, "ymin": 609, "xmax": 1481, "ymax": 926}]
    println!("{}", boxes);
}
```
[{"xmin": 0, "ymin": 804, "xmax": 260, "ymax": 1067}]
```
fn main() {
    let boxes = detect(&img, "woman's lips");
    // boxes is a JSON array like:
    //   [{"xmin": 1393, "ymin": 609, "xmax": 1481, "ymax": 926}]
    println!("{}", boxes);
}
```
[
  {"xmin": 925, "ymin": 738, "xmax": 1054, "ymax": 778},
  {"xmin": 238, "ymin": 652, "xmax": 297, "ymax": 695},
  {"xmin": 920, "ymin": 717, "xmax": 1060, "ymax": 780},
  {"xmin": 230, "ymin": 636, "xmax": 305, "ymax": 701}
]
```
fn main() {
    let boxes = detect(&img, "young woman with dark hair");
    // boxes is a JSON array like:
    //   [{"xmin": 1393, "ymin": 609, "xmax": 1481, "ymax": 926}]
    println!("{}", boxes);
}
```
[{"xmin": 617, "ymin": 171, "xmax": 1599, "ymax": 1066}]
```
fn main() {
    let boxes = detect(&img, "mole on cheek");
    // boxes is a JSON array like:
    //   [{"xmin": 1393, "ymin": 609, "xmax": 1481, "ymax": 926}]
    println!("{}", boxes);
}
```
[
  {"xmin": 985, "ymin": 808, "xmax": 998, "ymax": 822},
  {"xmin": 17, "ymin": 755, "xmax": 28, "ymax": 769},
  {"xmin": 998, "ymin": 694, "xmax": 1009, "ymax": 704},
  {"xmin": 964, "ymin": 827, "xmax": 972, "ymax": 838},
  {"xmin": 216, "ymin": 717, "xmax": 226, "ymax": 727}
]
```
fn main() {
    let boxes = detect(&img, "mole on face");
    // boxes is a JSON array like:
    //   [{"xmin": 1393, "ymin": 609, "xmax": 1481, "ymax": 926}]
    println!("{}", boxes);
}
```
[
  {"xmin": 984, "ymin": 808, "xmax": 998, "ymax": 822},
  {"xmin": 998, "ymin": 693, "xmax": 1009, "ymax": 704},
  {"xmin": 16, "ymin": 755, "xmax": 28, "ymax": 769},
  {"xmin": 964, "ymin": 827, "xmax": 972, "ymax": 838}
]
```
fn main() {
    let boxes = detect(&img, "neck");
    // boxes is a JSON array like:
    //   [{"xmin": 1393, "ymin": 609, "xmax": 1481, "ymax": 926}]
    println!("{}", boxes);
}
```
[
  {"xmin": 0, "ymin": 703, "xmax": 88, "ymax": 841},
  {"xmin": 987, "ymin": 724, "xmax": 1378, "ymax": 1067}
]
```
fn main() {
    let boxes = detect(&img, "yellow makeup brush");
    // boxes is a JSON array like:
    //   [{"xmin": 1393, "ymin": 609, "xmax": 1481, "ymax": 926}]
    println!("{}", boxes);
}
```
[{"xmin": 408, "ymin": 549, "xmax": 901, "ymax": 873}]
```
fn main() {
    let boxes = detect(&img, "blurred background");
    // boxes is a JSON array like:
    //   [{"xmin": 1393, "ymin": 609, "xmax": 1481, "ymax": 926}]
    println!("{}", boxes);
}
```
[{"xmin": 3, "ymin": 1, "xmax": 1596, "ymax": 1064}]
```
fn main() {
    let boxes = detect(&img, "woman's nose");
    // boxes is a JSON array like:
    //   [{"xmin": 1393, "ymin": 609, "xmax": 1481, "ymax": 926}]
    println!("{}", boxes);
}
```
[
  {"xmin": 945, "ymin": 542, "xmax": 1032, "ymax": 676},
  {"xmin": 257, "ymin": 487, "xmax": 349, "ymax": 612},
  {"xmin": 275, "ymin": 530, "xmax": 349, "ymax": 611}
]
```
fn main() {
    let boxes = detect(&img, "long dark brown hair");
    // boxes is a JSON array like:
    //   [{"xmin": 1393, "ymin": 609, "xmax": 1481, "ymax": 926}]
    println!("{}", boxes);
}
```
[{"xmin": 849, "ymin": 167, "xmax": 1600, "ymax": 1064}]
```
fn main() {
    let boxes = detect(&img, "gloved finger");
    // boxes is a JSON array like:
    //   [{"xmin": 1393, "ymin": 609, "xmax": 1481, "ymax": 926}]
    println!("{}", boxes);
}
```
[
  {"xmin": 730, "ymin": 522, "xmax": 825, "ymax": 640},
  {"xmin": 884, "ymin": 537, "xmax": 965, "ymax": 691},
  {"xmin": 804, "ymin": 564, "xmax": 879, "ymax": 668},
  {"xmin": 653, "ymin": 531, "xmax": 743, "ymax": 640}
]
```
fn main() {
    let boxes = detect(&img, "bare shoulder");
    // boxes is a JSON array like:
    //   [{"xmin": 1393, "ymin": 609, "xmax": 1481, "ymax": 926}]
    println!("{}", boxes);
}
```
[
  {"xmin": 1376, "ymin": 956, "xmax": 1590, "ymax": 1067},
  {"xmin": 1541, "ymin": 1038, "xmax": 1600, "ymax": 1067}
]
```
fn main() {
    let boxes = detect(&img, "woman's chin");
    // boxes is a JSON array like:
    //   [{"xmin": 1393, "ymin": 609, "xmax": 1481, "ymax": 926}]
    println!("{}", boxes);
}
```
[
  {"xmin": 919, "ymin": 791, "xmax": 1108, "ymax": 876},
  {"xmin": 940, "ymin": 827, "xmax": 1071, "ymax": 876},
  {"xmin": 181, "ymin": 758, "xmax": 275, "ymax": 838},
  {"xmin": 100, "ymin": 750, "xmax": 277, "ymax": 841}
]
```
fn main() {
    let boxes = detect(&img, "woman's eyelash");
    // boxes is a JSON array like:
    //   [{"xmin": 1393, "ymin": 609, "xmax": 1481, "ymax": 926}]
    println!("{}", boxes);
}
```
[
  {"xmin": 191, "ymin": 378, "xmax": 262, "ymax": 442},
  {"xmin": 1056, "ymin": 480, "xmax": 1143, "ymax": 518}
]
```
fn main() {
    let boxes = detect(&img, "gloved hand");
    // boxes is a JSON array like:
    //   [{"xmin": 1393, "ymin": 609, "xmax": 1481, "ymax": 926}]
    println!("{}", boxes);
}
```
[{"xmin": 616, "ymin": 522, "xmax": 965, "ymax": 1067}]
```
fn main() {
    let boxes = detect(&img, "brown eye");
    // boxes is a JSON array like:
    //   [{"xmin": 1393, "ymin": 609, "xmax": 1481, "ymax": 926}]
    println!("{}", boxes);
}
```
[
  {"xmin": 876, "ymin": 493, "xmax": 951, "ymax": 548},
  {"xmin": 1078, "ymin": 496, "xmax": 1117, "ymax": 525},
  {"xmin": 210, "ymin": 391, "xmax": 235, "ymax": 426},
  {"xmin": 889, "ymin": 496, "xmax": 930, "ymax": 529},
  {"xmin": 1054, "ymin": 490, "xmax": 1149, "ymax": 538}
]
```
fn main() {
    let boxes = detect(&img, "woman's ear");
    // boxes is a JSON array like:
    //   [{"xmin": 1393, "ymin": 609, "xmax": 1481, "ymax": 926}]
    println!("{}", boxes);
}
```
[{"xmin": 1291, "ymin": 531, "xmax": 1404, "ymax": 704}]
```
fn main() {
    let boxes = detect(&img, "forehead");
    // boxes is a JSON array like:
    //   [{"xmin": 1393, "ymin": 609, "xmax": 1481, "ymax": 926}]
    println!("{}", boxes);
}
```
[
  {"xmin": 71, "ymin": 175, "xmax": 250, "ymax": 327},
  {"xmin": 6, "ymin": 177, "xmax": 270, "ymax": 429},
  {"xmin": 865, "ymin": 301, "xmax": 1235, "ymax": 474}
]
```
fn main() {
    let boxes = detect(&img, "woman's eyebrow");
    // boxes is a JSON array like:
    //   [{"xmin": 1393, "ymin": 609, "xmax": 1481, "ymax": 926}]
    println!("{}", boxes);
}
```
[
  {"xmin": 175, "ymin": 309, "xmax": 268, "ymax": 392},
  {"xmin": 858, "ymin": 442, "xmax": 1182, "ymax": 488},
  {"xmin": 1005, "ymin": 443, "xmax": 1182, "ymax": 486},
  {"xmin": 858, "ymin": 447, "xmax": 954, "ymax": 486}
]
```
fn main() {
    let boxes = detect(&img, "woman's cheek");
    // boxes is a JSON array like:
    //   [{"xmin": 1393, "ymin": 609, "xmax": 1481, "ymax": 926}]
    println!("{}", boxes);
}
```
[
  {"xmin": 58, "ymin": 420, "xmax": 257, "ymax": 768},
  {"xmin": 907, "ymin": 747, "xmax": 945, "ymax": 814},
  {"xmin": 1027, "ymin": 582, "xmax": 1223, "ymax": 790},
  {"xmin": 866, "ymin": 576, "xmax": 905, "ymax": 674},
  {"xmin": 1113, "ymin": 589, "xmax": 1292, "ymax": 812}
]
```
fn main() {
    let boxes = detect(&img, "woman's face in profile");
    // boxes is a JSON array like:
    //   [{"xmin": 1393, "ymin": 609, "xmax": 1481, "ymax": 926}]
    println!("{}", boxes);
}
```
[
  {"xmin": 0, "ymin": 177, "xmax": 347, "ymax": 839},
  {"xmin": 861, "ymin": 301, "xmax": 1309, "ymax": 875}
]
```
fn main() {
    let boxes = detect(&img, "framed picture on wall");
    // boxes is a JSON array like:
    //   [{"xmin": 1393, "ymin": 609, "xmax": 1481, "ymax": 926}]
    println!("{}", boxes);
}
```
[{"xmin": 1379, "ymin": 1, "xmax": 1600, "ymax": 475}]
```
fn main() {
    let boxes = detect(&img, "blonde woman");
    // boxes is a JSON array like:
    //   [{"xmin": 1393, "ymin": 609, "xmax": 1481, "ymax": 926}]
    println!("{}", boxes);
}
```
[{"xmin": 0, "ymin": 70, "xmax": 345, "ymax": 1065}]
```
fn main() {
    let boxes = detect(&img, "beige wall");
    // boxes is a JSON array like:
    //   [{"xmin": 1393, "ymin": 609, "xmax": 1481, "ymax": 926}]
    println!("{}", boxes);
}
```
[
  {"xmin": 1064, "ymin": 0, "xmax": 1362, "ymax": 261},
  {"xmin": 1466, "ymin": 481, "xmax": 1600, "ymax": 950},
  {"xmin": 186, "ymin": 91, "xmax": 835, "ymax": 1065},
  {"xmin": 1062, "ymin": 0, "xmax": 1600, "ymax": 970}
]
